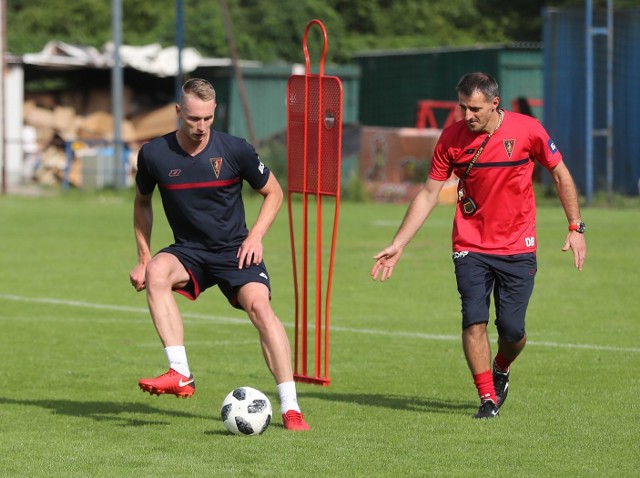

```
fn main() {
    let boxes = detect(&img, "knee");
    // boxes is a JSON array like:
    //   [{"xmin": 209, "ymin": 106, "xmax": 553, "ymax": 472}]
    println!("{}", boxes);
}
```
[
  {"xmin": 496, "ymin": 321, "xmax": 526, "ymax": 343},
  {"xmin": 144, "ymin": 259, "xmax": 172, "ymax": 290},
  {"xmin": 245, "ymin": 297, "xmax": 278, "ymax": 331},
  {"xmin": 463, "ymin": 322, "xmax": 488, "ymax": 339}
]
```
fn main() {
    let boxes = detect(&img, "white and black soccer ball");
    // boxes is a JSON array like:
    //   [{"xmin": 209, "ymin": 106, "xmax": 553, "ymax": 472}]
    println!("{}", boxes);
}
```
[{"xmin": 220, "ymin": 386, "xmax": 272, "ymax": 436}]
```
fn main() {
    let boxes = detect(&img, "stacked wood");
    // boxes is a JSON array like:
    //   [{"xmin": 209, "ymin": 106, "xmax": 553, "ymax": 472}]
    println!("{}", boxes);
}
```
[{"xmin": 23, "ymin": 88, "xmax": 177, "ymax": 188}]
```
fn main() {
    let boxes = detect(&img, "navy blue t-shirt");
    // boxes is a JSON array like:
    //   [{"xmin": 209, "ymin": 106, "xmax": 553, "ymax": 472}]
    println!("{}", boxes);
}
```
[{"xmin": 135, "ymin": 128, "xmax": 270, "ymax": 252}]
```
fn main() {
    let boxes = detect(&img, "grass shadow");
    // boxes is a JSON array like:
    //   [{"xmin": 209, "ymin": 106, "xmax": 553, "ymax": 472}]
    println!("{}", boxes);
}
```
[
  {"xmin": 0, "ymin": 396, "xmax": 209, "ymax": 427},
  {"xmin": 298, "ymin": 390, "xmax": 472, "ymax": 415}
]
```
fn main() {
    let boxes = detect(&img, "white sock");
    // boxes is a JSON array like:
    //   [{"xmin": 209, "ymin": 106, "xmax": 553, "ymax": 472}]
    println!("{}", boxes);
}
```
[
  {"xmin": 277, "ymin": 381, "xmax": 301, "ymax": 414},
  {"xmin": 164, "ymin": 345, "xmax": 191, "ymax": 377}
]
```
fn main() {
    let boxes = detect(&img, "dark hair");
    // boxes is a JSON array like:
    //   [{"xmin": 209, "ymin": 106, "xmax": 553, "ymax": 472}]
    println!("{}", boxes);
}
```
[
  {"xmin": 456, "ymin": 72, "xmax": 499, "ymax": 100},
  {"xmin": 180, "ymin": 78, "xmax": 216, "ymax": 105}
]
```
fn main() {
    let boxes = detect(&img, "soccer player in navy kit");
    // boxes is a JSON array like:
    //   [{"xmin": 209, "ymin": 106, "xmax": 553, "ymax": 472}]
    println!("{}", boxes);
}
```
[
  {"xmin": 130, "ymin": 78, "xmax": 309, "ymax": 431},
  {"xmin": 371, "ymin": 72, "xmax": 586, "ymax": 419}
]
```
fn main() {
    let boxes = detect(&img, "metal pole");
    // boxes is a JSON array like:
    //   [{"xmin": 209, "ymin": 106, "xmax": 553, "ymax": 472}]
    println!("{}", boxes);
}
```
[
  {"xmin": 111, "ymin": 0, "xmax": 124, "ymax": 189},
  {"xmin": 175, "ymin": 0, "xmax": 184, "ymax": 105},
  {"xmin": 586, "ymin": 0, "xmax": 614, "ymax": 205},
  {"xmin": 605, "ymin": 0, "xmax": 613, "ymax": 204},
  {"xmin": 219, "ymin": 0, "xmax": 256, "ymax": 145},
  {"xmin": 585, "ymin": 0, "xmax": 594, "ymax": 205}
]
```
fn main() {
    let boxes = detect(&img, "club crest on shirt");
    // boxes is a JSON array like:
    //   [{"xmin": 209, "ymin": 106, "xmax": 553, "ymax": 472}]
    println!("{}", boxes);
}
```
[
  {"xmin": 503, "ymin": 140, "xmax": 515, "ymax": 159},
  {"xmin": 210, "ymin": 157, "xmax": 223, "ymax": 178}
]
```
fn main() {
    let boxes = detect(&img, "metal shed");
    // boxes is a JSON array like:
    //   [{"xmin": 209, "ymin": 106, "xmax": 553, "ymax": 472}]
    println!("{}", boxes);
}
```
[
  {"xmin": 196, "ymin": 63, "xmax": 360, "ymax": 142},
  {"xmin": 543, "ymin": 7, "xmax": 640, "ymax": 196},
  {"xmin": 353, "ymin": 44, "xmax": 543, "ymax": 128}
]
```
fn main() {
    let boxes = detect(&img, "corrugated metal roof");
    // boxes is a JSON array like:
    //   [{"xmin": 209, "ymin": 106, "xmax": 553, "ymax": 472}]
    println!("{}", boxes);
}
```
[
  {"xmin": 353, "ymin": 42, "xmax": 543, "ymax": 58},
  {"xmin": 15, "ymin": 40, "xmax": 261, "ymax": 77}
]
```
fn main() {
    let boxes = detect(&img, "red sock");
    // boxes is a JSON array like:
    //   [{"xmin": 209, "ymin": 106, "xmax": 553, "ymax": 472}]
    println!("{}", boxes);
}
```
[
  {"xmin": 473, "ymin": 370, "xmax": 497, "ymax": 404},
  {"xmin": 494, "ymin": 351, "xmax": 512, "ymax": 372}
]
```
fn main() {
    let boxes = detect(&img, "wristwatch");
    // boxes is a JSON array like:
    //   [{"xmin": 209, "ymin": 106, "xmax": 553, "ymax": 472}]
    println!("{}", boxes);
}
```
[{"xmin": 568, "ymin": 222, "xmax": 586, "ymax": 233}]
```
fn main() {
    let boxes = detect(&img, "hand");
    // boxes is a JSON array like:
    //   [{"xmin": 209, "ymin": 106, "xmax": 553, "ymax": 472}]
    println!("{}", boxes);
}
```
[
  {"xmin": 371, "ymin": 244, "xmax": 404, "ymax": 282},
  {"xmin": 562, "ymin": 231, "xmax": 586, "ymax": 271},
  {"xmin": 129, "ymin": 262, "xmax": 147, "ymax": 291},
  {"xmin": 237, "ymin": 234, "xmax": 264, "ymax": 269}
]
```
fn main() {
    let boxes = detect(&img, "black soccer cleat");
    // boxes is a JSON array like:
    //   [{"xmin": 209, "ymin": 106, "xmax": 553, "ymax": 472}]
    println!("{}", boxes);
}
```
[
  {"xmin": 493, "ymin": 364, "xmax": 510, "ymax": 408},
  {"xmin": 473, "ymin": 399, "xmax": 499, "ymax": 419}
]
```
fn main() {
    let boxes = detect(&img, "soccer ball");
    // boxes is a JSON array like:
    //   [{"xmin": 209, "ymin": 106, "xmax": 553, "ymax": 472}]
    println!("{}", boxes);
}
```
[{"xmin": 220, "ymin": 386, "xmax": 272, "ymax": 436}]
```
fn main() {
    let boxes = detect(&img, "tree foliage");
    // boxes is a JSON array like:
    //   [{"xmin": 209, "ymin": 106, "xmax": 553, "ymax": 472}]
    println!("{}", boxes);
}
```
[{"xmin": 7, "ymin": 0, "xmax": 636, "ymax": 64}]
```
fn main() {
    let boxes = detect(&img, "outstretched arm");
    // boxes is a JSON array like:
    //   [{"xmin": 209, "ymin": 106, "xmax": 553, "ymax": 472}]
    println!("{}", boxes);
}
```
[
  {"xmin": 130, "ymin": 186, "xmax": 154, "ymax": 291},
  {"xmin": 550, "ymin": 160, "xmax": 586, "ymax": 271},
  {"xmin": 371, "ymin": 177, "xmax": 445, "ymax": 281},
  {"xmin": 238, "ymin": 172, "xmax": 284, "ymax": 269}
]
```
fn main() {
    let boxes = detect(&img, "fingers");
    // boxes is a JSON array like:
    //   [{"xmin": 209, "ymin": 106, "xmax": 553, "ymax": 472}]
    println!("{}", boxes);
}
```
[
  {"xmin": 379, "ymin": 266, "xmax": 393, "ymax": 281},
  {"xmin": 574, "ymin": 248, "xmax": 586, "ymax": 271},
  {"xmin": 237, "ymin": 250, "xmax": 249, "ymax": 269},
  {"xmin": 371, "ymin": 257, "xmax": 384, "ymax": 280},
  {"xmin": 130, "ymin": 276, "xmax": 145, "ymax": 291},
  {"xmin": 237, "ymin": 245, "xmax": 262, "ymax": 269},
  {"xmin": 371, "ymin": 263, "xmax": 381, "ymax": 281},
  {"xmin": 371, "ymin": 258, "xmax": 393, "ymax": 282},
  {"xmin": 372, "ymin": 246, "xmax": 399, "ymax": 282},
  {"xmin": 561, "ymin": 233, "xmax": 586, "ymax": 271},
  {"xmin": 129, "ymin": 268, "xmax": 145, "ymax": 291}
]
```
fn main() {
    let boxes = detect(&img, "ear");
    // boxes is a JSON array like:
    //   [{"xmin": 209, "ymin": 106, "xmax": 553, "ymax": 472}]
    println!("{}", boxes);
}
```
[{"xmin": 492, "ymin": 96, "xmax": 501, "ymax": 109}]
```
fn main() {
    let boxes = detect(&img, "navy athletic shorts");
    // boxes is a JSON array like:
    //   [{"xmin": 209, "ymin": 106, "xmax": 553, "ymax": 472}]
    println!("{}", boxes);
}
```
[
  {"xmin": 159, "ymin": 244, "xmax": 271, "ymax": 310},
  {"xmin": 452, "ymin": 251, "xmax": 537, "ymax": 342}
]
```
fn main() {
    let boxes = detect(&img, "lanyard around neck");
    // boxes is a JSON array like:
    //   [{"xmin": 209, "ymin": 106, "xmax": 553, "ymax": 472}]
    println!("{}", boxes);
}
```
[{"xmin": 459, "ymin": 110, "xmax": 503, "ymax": 183}]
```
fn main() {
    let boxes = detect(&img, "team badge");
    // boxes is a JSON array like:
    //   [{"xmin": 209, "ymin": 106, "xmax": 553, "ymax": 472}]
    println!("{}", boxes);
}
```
[
  {"xmin": 503, "ymin": 140, "xmax": 515, "ymax": 159},
  {"xmin": 210, "ymin": 157, "xmax": 223, "ymax": 178},
  {"xmin": 169, "ymin": 169, "xmax": 181, "ymax": 177}
]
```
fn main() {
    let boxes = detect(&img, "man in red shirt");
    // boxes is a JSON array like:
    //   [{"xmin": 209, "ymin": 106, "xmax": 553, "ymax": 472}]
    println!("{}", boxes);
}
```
[{"xmin": 371, "ymin": 72, "xmax": 586, "ymax": 419}]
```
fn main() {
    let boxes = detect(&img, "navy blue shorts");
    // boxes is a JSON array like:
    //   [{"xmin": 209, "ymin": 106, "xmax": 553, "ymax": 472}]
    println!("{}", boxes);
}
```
[
  {"xmin": 159, "ymin": 244, "xmax": 271, "ymax": 310},
  {"xmin": 452, "ymin": 251, "xmax": 537, "ymax": 342}
]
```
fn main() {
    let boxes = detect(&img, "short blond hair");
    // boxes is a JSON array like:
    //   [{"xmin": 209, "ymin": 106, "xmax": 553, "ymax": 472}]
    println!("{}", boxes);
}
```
[{"xmin": 180, "ymin": 78, "xmax": 216, "ymax": 106}]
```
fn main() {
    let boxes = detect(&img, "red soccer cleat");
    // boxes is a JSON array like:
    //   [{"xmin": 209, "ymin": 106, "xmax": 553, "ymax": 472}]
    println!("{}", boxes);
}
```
[
  {"xmin": 282, "ymin": 410, "xmax": 310, "ymax": 431},
  {"xmin": 138, "ymin": 368, "xmax": 195, "ymax": 398}
]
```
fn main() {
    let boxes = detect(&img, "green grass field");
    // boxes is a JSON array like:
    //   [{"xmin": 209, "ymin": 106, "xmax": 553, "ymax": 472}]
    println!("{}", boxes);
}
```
[{"xmin": 0, "ymin": 190, "xmax": 638, "ymax": 477}]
